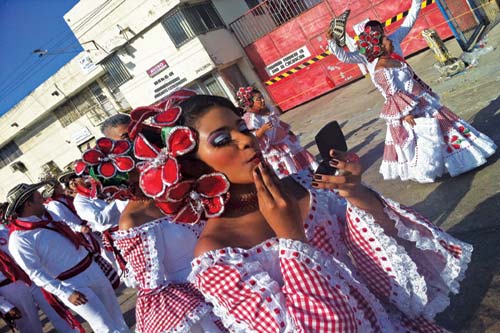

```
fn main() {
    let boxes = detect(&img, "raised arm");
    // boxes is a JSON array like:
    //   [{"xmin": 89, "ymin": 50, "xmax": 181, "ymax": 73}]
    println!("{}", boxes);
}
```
[
  {"xmin": 327, "ymin": 39, "xmax": 368, "ymax": 65},
  {"xmin": 389, "ymin": 0, "xmax": 423, "ymax": 44}
]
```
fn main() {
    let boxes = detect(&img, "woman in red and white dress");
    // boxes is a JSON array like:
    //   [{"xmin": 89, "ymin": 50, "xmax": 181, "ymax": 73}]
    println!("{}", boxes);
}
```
[
  {"xmin": 132, "ymin": 92, "xmax": 471, "ymax": 332},
  {"xmin": 237, "ymin": 87, "xmax": 318, "ymax": 178},
  {"xmin": 370, "ymin": 32, "xmax": 495, "ymax": 182},
  {"xmin": 75, "ymin": 94, "xmax": 226, "ymax": 333},
  {"xmin": 327, "ymin": 4, "xmax": 496, "ymax": 182}
]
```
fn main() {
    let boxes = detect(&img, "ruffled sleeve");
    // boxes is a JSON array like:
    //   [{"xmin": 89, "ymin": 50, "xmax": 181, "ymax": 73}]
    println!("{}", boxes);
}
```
[
  {"xmin": 189, "ymin": 238, "xmax": 391, "ymax": 333},
  {"xmin": 113, "ymin": 220, "xmax": 164, "ymax": 289},
  {"xmin": 373, "ymin": 69, "xmax": 419, "ymax": 121},
  {"xmin": 243, "ymin": 112, "xmax": 266, "ymax": 131},
  {"xmin": 342, "ymin": 191, "xmax": 472, "ymax": 320}
]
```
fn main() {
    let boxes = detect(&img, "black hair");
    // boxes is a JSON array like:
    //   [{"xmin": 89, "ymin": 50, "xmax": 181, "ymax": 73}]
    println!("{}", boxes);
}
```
[
  {"xmin": 365, "ymin": 20, "xmax": 384, "ymax": 32},
  {"xmin": 14, "ymin": 194, "xmax": 35, "ymax": 216},
  {"xmin": 178, "ymin": 95, "xmax": 240, "ymax": 129},
  {"xmin": 100, "ymin": 113, "xmax": 131, "ymax": 134}
]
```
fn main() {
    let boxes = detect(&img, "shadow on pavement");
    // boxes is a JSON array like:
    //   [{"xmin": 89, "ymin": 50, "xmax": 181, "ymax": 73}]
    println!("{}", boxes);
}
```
[
  {"xmin": 344, "ymin": 118, "xmax": 378, "ymax": 141},
  {"xmin": 350, "ymin": 129, "xmax": 383, "ymax": 171},
  {"xmin": 412, "ymin": 95, "xmax": 500, "ymax": 225},
  {"xmin": 415, "ymin": 96, "xmax": 500, "ymax": 331},
  {"xmin": 436, "ymin": 192, "xmax": 500, "ymax": 332}
]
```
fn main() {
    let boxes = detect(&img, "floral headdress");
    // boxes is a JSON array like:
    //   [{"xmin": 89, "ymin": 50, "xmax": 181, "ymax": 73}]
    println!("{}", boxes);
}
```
[
  {"xmin": 131, "ymin": 89, "xmax": 230, "ymax": 224},
  {"xmin": 357, "ymin": 26, "xmax": 384, "ymax": 62},
  {"xmin": 236, "ymin": 86, "xmax": 255, "ymax": 108},
  {"xmin": 78, "ymin": 137, "xmax": 136, "ymax": 200}
]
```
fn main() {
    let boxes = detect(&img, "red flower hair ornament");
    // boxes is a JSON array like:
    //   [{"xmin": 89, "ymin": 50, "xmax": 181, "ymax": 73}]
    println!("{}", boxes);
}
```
[
  {"xmin": 74, "ymin": 159, "xmax": 88, "ymax": 176},
  {"xmin": 128, "ymin": 89, "xmax": 197, "ymax": 140},
  {"xmin": 155, "ymin": 173, "xmax": 230, "ymax": 224},
  {"xmin": 82, "ymin": 138, "xmax": 135, "ymax": 179},
  {"xmin": 357, "ymin": 26, "xmax": 384, "ymax": 62},
  {"xmin": 131, "ymin": 88, "xmax": 231, "ymax": 223},
  {"xmin": 236, "ymin": 86, "xmax": 254, "ymax": 108},
  {"xmin": 134, "ymin": 123, "xmax": 197, "ymax": 198}
]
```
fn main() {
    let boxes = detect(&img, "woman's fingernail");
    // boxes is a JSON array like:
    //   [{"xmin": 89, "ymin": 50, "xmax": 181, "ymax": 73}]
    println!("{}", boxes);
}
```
[
  {"xmin": 312, "ymin": 182, "xmax": 319, "ymax": 187},
  {"xmin": 313, "ymin": 174, "xmax": 322, "ymax": 180},
  {"xmin": 330, "ymin": 159, "xmax": 340, "ymax": 167}
]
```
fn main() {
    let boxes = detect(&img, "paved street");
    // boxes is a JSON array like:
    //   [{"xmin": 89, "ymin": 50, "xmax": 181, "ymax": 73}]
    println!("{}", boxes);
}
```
[{"xmin": 3, "ymin": 23, "xmax": 499, "ymax": 333}]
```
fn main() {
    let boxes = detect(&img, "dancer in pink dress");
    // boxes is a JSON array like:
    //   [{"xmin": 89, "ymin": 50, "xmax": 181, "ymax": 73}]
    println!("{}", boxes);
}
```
[
  {"xmin": 132, "ymin": 92, "xmax": 472, "ymax": 332},
  {"xmin": 237, "ymin": 87, "xmax": 318, "ymax": 178}
]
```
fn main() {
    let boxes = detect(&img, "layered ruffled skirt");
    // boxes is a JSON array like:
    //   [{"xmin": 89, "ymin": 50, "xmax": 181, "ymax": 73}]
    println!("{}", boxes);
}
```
[{"xmin": 380, "ymin": 91, "xmax": 496, "ymax": 182}]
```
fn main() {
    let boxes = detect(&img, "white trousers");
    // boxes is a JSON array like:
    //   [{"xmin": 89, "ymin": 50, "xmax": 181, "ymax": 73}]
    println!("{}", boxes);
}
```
[
  {"xmin": 60, "ymin": 261, "xmax": 129, "ymax": 333},
  {"xmin": 0, "ymin": 281, "xmax": 43, "ymax": 333},
  {"xmin": 31, "ymin": 286, "xmax": 80, "ymax": 333}
]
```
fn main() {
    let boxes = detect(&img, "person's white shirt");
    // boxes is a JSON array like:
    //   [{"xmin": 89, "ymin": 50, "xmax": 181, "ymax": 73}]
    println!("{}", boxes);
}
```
[
  {"xmin": 8, "ymin": 216, "xmax": 89, "ymax": 300},
  {"xmin": 45, "ymin": 199, "xmax": 86, "ymax": 233},
  {"xmin": 45, "ymin": 197, "xmax": 83, "ymax": 226},
  {"xmin": 73, "ymin": 194, "xmax": 122, "ymax": 233},
  {"xmin": 328, "ymin": 0, "xmax": 422, "ymax": 72}
]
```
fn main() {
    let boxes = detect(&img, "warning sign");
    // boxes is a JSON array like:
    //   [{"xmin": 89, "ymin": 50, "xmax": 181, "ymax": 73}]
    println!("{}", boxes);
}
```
[{"xmin": 265, "ymin": 46, "xmax": 311, "ymax": 76}]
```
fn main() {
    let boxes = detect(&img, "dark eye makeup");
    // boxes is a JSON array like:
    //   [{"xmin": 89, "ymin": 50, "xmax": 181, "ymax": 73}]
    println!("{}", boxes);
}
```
[{"xmin": 208, "ymin": 121, "xmax": 251, "ymax": 147}]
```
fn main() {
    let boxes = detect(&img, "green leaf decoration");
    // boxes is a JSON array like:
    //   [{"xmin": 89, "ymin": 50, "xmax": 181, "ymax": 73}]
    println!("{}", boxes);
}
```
[
  {"xmin": 89, "ymin": 167, "xmax": 99, "ymax": 181},
  {"xmin": 161, "ymin": 126, "xmax": 174, "ymax": 144}
]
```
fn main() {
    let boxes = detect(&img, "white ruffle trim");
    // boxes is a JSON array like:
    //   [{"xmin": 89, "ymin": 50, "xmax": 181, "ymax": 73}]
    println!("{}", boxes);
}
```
[
  {"xmin": 112, "ymin": 218, "xmax": 166, "ymax": 240},
  {"xmin": 135, "ymin": 302, "xmax": 213, "ymax": 333},
  {"xmin": 278, "ymin": 238, "xmax": 395, "ymax": 333},
  {"xmin": 347, "ymin": 201, "xmax": 430, "ymax": 318},
  {"xmin": 189, "ymin": 239, "xmax": 289, "ymax": 333},
  {"xmin": 112, "ymin": 219, "xmax": 166, "ymax": 290},
  {"xmin": 169, "ymin": 303, "xmax": 213, "ymax": 333},
  {"xmin": 382, "ymin": 195, "xmax": 472, "ymax": 319},
  {"xmin": 190, "ymin": 238, "xmax": 399, "ymax": 332}
]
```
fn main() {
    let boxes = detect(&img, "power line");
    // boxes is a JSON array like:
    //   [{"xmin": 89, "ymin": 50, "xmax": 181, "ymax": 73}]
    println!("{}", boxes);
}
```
[{"xmin": 0, "ymin": 0, "xmax": 119, "ymax": 100}]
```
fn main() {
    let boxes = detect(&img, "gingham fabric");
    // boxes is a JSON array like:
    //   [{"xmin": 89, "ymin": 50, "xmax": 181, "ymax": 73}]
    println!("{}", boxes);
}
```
[
  {"xmin": 189, "ymin": 171, "xmax": 471, "ymax": 332},
  {"xmin": 373, "ymin": 63, "xmax": 496, "ymax": 181},
  {"xmin": 113, "ymin": 218, "xmax": 223, "ymax": 333},
  {"xmin": 242, "ymin": 110, "xmax": 318, "ymax": 179}
]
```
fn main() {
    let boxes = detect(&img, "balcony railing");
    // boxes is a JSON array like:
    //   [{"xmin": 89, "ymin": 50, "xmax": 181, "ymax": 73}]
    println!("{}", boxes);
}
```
[{"xmin": 229, "ymin": 0, "xmax": 322, "ymax": 47}]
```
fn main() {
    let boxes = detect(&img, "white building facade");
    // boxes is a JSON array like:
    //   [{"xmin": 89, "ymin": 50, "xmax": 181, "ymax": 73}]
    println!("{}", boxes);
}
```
[{"xmin": 65, "ymin": 0, "xmax": 265, "ymax": 106}]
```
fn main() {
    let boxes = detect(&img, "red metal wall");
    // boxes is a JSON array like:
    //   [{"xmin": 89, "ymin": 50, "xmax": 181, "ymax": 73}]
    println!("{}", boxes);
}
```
[{"xmin": 244, "ymin": 0, "xmax": 454, "ymax": 111}]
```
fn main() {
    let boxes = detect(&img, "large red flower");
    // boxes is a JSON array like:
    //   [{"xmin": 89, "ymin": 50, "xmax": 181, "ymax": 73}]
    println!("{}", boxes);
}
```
[
  {"xmin": 128, "ymin": 89, "xmax": 197, "ymax": 139},
  {"xmin": 101, "ymin": 185, "xmax": 133, "ymax": 201},
  {"xmin": 155, "ymin": 173, "xmax": 230, "ymax": 224},
  {"xmin": 134, "ymin": 126, "xmax": 196, "ymax": 198},
  {"xmin": 81, "ymin": 138, "xmax": 135, "ymax": 179},
  {"xmin": 74, "ymin": 159, "xmax": 88, "ymax": 176}
]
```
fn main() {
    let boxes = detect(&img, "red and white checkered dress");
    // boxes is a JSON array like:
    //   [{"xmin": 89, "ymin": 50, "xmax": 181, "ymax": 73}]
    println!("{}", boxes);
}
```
[
  {"xmin": 243, "ymin": 109, "xmax": 318, "ymax": 179},
  {"xmin": 373, "ymin": 63, "xmax": 496, "ymax": 182},
  {"xmin": 189, "ymin": 171, "xmax": 471, "ymax": 332},
  {"xmin": 113, "ymin": 218, "xmax": 226, "ymax": 333}
]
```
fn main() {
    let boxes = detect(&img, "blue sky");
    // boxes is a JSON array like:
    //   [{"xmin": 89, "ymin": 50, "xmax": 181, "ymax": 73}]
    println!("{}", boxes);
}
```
[{"xmin": 0, "ymin": 0, "xmax": 81, "ymax": 116}]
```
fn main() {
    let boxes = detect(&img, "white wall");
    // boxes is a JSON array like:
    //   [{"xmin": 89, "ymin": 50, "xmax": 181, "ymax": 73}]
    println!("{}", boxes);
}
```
[
  {"xmin": 64, "ymin": 0, "xmax": 182, "ymax": 63},
  {"xmin": 0, "ymin": 52, "xmax": 104, "ymax": 148},
  {"xmin": 0, "ymin": 112, "xmax": 105, "ymax": 198},
  {"xmin": 116, "ymin": 21, "xmax": 219, "ymax": 107}
]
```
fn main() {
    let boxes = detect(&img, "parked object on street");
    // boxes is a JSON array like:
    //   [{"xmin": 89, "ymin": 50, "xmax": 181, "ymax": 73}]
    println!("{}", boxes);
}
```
[{"xmin": 422, "ymin": 29, "xmax": 466, "ymax": 77}]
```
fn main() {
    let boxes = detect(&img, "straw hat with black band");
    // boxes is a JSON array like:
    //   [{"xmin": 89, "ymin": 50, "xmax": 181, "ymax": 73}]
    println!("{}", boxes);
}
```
[
  {"xmin": 5, "ymin": 182, "xmax": 49, "ymax": 218},
  {"xmin": 41, "ymin": 179, "xmax": 59, "ymax": 200},
  {"xmin": 58, "ymin": 170, "xmax": 78, "ymax": 185}
]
